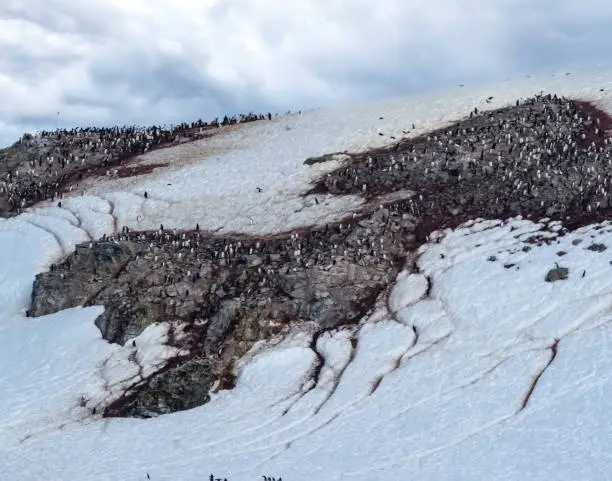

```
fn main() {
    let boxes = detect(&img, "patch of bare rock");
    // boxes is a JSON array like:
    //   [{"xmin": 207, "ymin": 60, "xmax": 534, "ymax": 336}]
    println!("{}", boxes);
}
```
[
  {"xmin": 307, "ymin": 95, "xmax": 612, "ymax": 235},
  {"xmin": 30, "ymin": 209, "xmax": 415, "ymax": 417},
  {"xmin": 545, "ymin": 266, "xmax": 569, "ymax": 282}
]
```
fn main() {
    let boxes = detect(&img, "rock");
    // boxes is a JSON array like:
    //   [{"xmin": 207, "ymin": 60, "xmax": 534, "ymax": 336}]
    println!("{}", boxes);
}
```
[
  {"xmin": 130, "ymin": 357, "xmax": 215, "ymax": 418},
  {"xmin": 303, "ymin": 152, "xmax": 347, "ymax": 165},
  {"xmin": 0, "ymin": 198, "xmax": 11, "ymax": 218},
  {"xmin": 371, "ymin": 207, "xmax": 390, "ymax": 223},
  {"xmin": 29, "ymin": 276, "xmax": 75, "ymax": 316},
  {"xmin": 204, "ymin": 299, "xmax": 241, "ymax": 356},
  {"xmin": 121, "ymin": 304, "xmax": 160, "ymax": 341},
  {"xmin": 95, "ymin": 242, "xmax": 124, "ymax": 263},
  {"xmin": 587, "ymin": 243, "xmax": 607, "ymax": 252},
  {"xmin": 545, "ymin": 267, "xmax": 569, "ymax": 282},
  {"xmin": 247, "ymin": 255, "xmax": 263, "ymax": 268},
  {"xmin": 447, "ymin": 205, "xmax": 463, "ymax": 216}
]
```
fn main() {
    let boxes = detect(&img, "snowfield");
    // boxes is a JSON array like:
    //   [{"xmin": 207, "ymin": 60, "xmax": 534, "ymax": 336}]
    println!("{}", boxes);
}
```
[{"xmin": 3, "ymin": 69, "xmax": 612, "ymax": 480}]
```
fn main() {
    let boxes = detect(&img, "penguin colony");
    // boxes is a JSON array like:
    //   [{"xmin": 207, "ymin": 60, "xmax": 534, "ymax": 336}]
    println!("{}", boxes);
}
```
[
  {"xmin": 311, "ymin": 94, "xmax": 612, "ymax": 230},
  {"xmin": 26, "ymin": 94, "xmax": 612, "ymax": 418},
  {"xmin": 0, "ymin": 111, "xmax": 276, "ymax": 215}
]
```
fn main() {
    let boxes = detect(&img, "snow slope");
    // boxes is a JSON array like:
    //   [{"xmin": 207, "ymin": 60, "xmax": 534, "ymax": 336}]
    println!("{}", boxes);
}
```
[{"xmin": 2, "ymin": 68, "xmax": 612, "ymax": 480}]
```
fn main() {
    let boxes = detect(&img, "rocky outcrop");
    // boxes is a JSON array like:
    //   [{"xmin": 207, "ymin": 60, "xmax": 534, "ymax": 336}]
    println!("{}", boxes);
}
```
[
  {"xmin": 29, "ymin": 241, "xmax": 140, "ymax": 319},
  {"xmin": 127, "ymin": 357, "xmax": 216, "ymax": 418},
  {"xmin": 30, "ymin": 209, "xmax": 411, "ymax": 417},
  {"xmin": 307, "ymin": 96, "xmax": 612, "ymax": 233}
]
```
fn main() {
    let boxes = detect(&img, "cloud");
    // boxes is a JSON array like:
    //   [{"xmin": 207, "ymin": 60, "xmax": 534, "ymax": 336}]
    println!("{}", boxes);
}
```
[{"xmin": 1, "ymin": 0, "xmax": 612, "ymax": 147}]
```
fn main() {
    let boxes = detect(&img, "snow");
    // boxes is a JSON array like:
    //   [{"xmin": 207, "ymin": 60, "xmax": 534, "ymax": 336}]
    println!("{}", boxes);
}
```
[
  {"xmin": 2, "ymin": 68, "xmax": 612, "ymax": 479},
  {"xmin": 388, "ymin": 271, "xmax": 428, "ymax": 312}
]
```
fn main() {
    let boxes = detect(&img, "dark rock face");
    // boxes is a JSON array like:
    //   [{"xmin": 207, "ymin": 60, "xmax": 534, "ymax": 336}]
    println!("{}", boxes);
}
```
[
  {"xmin": 128, "ymin": 358, "xmax": 216, "ymax": 418},
  {"xmin": 30, "ymin": 276, "xmax": 73, "ymax": 316},
  {"xmin": 29, "ymin": 241, "xmax": 141, "ymax": 341},
  {"xmin": 25, "ymin": 93, "xmax": 612, "ymax": 418},
  {"xmin": 30, "ymin": 213, "xmax": 409, "ymax": 417}
]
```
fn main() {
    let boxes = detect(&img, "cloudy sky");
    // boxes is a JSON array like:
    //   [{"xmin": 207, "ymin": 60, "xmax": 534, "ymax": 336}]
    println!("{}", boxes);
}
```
[{"xmin": 1, "ymin": 0, "xmax": 612, "ymax": 147}]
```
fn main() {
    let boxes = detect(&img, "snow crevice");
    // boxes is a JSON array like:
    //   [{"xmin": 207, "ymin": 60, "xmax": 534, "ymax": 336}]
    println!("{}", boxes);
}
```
[{"xmin": 518, "ymin": 337, "xmax": 559, "ymax": 413}]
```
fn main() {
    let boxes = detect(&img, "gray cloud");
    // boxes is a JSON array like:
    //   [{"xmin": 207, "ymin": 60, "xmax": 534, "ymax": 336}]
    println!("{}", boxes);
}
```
[{"xmin": 1, "ymin": 0, "xmax": 612, "ymax": 147}]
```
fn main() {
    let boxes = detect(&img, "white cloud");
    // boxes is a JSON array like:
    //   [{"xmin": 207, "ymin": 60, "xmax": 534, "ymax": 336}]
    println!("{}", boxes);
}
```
[{"xmin": 1, "ymin": 0, "xmax": 612, "ymax": 147}]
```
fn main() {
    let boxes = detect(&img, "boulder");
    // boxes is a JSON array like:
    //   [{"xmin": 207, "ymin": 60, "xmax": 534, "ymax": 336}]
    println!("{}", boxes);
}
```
[{"xmin": 545, "ymin": 267, "xmax": 569, "ymax": 282}]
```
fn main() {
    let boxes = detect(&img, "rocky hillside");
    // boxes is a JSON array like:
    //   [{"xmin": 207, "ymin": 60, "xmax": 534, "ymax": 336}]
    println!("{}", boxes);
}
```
[
  {"xmin": 0, "ymin": 114, "xmax": 271, "ymax": 218},
  {"xmin": 20, "ymin": 93, "xmax": 612, "ymax": 418}
]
